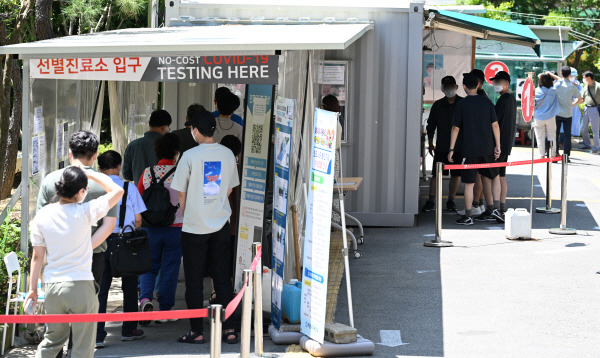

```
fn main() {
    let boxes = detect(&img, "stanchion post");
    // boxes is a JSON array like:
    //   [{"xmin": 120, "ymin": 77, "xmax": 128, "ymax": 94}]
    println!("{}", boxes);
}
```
[
  {"xmin": 252, "ymin": 243, "xmax": 263, "ymax": 357},
  {"xmin": 550, "ymin": 154, "xmax": 576, "ymax": 235},
  {"xmin": 240, "ymin": 270, "xmax": 253, "ymax": 358},
  {"xmin": 537, "ymin": 142, "xmax": 560, "ymax": 213},
  {"xmin": 209, "ymin": 304, "xmax": 222, "ymax": 358},
  {"xmin": 424, "ymin": 162, "xmax": 453, "ymax": 247}
]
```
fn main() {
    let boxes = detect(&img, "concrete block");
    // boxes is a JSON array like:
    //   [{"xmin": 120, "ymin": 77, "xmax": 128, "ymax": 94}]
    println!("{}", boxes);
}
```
[{"xmin": 324, "ymin": 322, "xmax": 358, "ymax": 344}]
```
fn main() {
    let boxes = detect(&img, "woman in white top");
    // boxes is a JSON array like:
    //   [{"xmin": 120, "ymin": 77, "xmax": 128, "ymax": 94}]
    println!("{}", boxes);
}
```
[{"xmin": 25, "ymin": 166, "xmax": 124, "ymax": 358}]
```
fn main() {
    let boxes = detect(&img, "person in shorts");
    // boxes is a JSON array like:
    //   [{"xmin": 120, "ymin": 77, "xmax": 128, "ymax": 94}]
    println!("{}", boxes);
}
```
[
  {"xmin": 490, "ymin": 71, "xmax": 517, "ymax": 217},
  {"xmin": 448, "ymin": 73, "xmax": 502, "ymax": 225},
  {"xmin": 422, "ymin": 76, "xmax": 463, "ymax": 212}
]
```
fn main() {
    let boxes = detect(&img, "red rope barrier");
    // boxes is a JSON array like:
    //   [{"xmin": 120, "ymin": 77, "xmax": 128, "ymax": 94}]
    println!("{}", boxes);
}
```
[
  {"xmin": 0, "ymin": 309, "xmax": 208, "ymax": 324},
  {"xmin": 0, "ymin": 247, "xmax": 264, "ymax": 324},
  {"xmin": 444, "ymin": 156, "xmax": 562, "ymax": 170},
  {"xmin": 225, "ymin": 246, "xmax": 262, "ymax": 320}
]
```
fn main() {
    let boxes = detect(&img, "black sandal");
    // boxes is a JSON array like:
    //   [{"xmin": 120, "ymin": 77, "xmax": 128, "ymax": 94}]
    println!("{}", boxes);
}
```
[
  {"xmin": 209, "ymin": 291, "xmax": 217, "ymax": 305},
  {"xmin": 223, "ymin": 331, "xmax": 239, "ymax": 344},
  {"xmin": 177, "ymin": 331, "xmax": 206, "ymax": 344}
]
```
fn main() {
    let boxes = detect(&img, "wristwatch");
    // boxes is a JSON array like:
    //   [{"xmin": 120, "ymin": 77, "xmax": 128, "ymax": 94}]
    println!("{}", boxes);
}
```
[{"xmin": 449, "ymin": 148, "xmax": 454, "ymax": 152}]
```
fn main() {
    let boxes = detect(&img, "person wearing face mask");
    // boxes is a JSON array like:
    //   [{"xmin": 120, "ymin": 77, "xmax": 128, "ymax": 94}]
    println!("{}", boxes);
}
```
[
  {"xmin": 546, "ymin": 66, "xmax": 583, "ymax": 157},
  {"xmin": 136, "ymin": 133, "xmax": 184, "ymax": 322},
  {"xmin": 26, "ymin": 166, "xmax": 124, "ymax": 358},
  {"xmin": 422, "ymin": 76, "xmax": 463, "ymax": 213},
  {"xmin": 448, "ymin": 73, "xmax": 501, "ymax": 226},
  {"xmin": 172, "ymin": 103, "xmax": 206, "ymax": 155},
  {"xmin": 569, "ymin": 68, "xmax": 583, "ymax": 142},
  {"xmin": 580, "ymin": 70, "xmax": 600, "ymax": 153},
  {"xmin": 489, "ymin": 71, "xmax": 516, "ymax": 218}
]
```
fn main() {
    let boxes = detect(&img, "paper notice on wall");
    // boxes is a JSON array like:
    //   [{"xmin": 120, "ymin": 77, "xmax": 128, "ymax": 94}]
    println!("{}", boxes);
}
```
[
  {"xmin": 32, "ymin": 136, "xmax": 40, "ymax": 175},
  {"xmin": 252, "ymin": 97, "xmax": 268, "ymax": 124},
  {"xmin": 34, "ymin": 107, "xmax": 43, "ymax": 135},
  {"xmin": 63, "ymin": 122, "xmax": 69, "ymax": 158},
  {"xmin": 38, "ymin": 135, "xmax": 45, "ymax": 174},
  {"xmin": 57, "ymin": 122, "xmax": 64, "ymax": 160},
  {"xmin": 128, "ymin": 104, "xmax": 136, "ymax": 142},
  {"xmin": 318, "ymin": 64, "xmax": 345, "ymax": 85}
]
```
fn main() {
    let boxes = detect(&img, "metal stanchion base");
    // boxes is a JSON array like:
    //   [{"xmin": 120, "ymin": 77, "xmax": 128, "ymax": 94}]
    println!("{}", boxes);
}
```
[
  {"xmin": 549, "ymin": 227, "xmax": 577, "ymax": 235},
  {"xmin": 424, "ymin": 240, "xmax": 453, "ymax": 247},
  {"xmin": 535, "ymin": 207, "xmax": 561, "ymax": 214}
]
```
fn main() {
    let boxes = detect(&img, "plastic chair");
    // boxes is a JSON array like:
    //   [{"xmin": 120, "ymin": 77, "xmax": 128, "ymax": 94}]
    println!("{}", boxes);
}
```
[{"xmin": 2, "ymin": 252, "xmax": 44, "ymax": 355}]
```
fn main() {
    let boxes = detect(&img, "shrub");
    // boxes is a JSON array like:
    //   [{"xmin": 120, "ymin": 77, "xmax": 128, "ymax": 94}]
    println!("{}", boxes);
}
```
[{"xmin": 0, "ymin": 212, "xmax": 29, "ymax": 309}]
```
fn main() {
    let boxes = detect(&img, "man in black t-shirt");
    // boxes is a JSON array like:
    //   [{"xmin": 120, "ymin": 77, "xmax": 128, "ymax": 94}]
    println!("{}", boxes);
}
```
[
  {"xmin": 490, "ymin": 71, "xmax": 517, "ymax": 217},
  {"xmin": 448, "ymin": 73, "xmax": 502, "ymax": 225},
  {"xmin": 422, "ymin": 76, "xmax": 463, "ymax": 213}
]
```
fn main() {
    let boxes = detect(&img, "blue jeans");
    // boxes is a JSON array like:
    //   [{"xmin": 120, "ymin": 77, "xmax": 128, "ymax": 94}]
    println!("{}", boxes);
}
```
[{"xmin": 139, "ymin": 226, "xmax": 182, "ymax": 311}]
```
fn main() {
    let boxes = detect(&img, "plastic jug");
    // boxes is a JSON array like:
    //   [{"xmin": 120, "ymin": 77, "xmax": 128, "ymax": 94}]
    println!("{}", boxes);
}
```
[
  {"xmin": 505, "ymin": 208, "xmax": 531, "ymax": 239},
  {"xmin": 281, "ymin": 279, "xmax": 302, "ymax": 324}
]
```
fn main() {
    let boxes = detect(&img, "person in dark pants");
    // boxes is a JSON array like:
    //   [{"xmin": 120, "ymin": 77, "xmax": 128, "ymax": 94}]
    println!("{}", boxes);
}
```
[
  {"xmin": 548, "ymin": 66, "xmax": 583, "ymax": 156},
  {"xmin": 422, "ymin": 76, "xmax": 463, "ymax": 213},
  {"xmin": 171, "ymin": 109, "xmax": 240, "ymax": 345},
  {"xmin": 36, "ymin": 130, "xmax": 118, "ymax": 358},
  {"xmin": 96, "ymin": 150, "xmax": 147, "ymax": 347},
  {"xmin": 489, "ymin": 71, "xmax": 517, "ymax": 217}
]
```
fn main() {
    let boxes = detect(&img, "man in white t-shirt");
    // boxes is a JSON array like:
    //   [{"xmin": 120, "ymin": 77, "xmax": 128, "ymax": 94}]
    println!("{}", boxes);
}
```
[{"xmin": 171, "ymin": 109, "xmax": 240, "ymax": 345}]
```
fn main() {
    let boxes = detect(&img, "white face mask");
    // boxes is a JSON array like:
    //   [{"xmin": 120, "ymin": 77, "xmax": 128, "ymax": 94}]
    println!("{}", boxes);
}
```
[
  {"xmin": 443, "ymin": 90, "xmax": 456, "ymax": 98},
  {"xmin": 494, "ymin": 85, "xmax": 504, "ymax": 93},
  {"xmin": 570, "ymin": 76, "xmax": 577, "ymax": 82},
  {"xmin": 190, "ymin": 129, "xmax": 197, "ymax": 143}
]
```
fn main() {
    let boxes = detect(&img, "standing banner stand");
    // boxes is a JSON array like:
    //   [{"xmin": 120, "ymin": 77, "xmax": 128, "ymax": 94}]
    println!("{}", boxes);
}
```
[
  {"xmin": 550, "ymin": 154, "xmax": 577, "ymax": 235},
  {"xmin": 271, "ymin": 97, "xmax": 294, "ymax": 330},
  {"xmin": 523, "ymin": 74, "xmax": 536, "ymax": 239},
  {"xmin": 234, "ymin": 85, "xmax": 274, "ymax": 292},
  {"xmin": 300, "ymin": 108, "xmax": 338, "ymax": 343}
]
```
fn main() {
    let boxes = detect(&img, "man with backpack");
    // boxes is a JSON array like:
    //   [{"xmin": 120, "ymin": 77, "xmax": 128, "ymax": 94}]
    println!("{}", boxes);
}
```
[
  {"xmin": 136, "ymin": 133, "xmax": 183, "ymax": 323},
  {"xmin": 171, "ymin": 109, "xmax": 240, "ymax": 345}
]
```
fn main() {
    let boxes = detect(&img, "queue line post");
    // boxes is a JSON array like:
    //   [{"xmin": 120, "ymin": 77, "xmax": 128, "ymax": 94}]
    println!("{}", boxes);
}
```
[
  {"xmin": 424, "ymin": 162, "xmax": 453, "ymax": 248},
  {"xmin": 536, "ymin": 142, "xmax": 560, "ymax": 214},
  {"xmin": 252, "ymin": 243, "xmax": 264, "ymax": 357},
  {"xmin": 209, "ymin": 305, "xmax": 223, "ymax": 358},
  {"xmin": 240, "ymin": 269, "xmax": 253, "ymax": 358},
  {"xmin": 550, "ymin": 154, "xmax": 577, "ymax": 235}
]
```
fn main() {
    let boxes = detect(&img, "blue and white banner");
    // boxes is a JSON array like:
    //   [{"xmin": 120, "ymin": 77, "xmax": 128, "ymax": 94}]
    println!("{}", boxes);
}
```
[
  {"xmin": 300, "ymin": 108, "xmax": 338, "ymax": 343},
  {"xmin": 271, "ymin": 97, "xmax": 294, "ymax": 329},
  {"xmin": 234, "ymin": 84, "xmax": 273, "ymax": 292}
]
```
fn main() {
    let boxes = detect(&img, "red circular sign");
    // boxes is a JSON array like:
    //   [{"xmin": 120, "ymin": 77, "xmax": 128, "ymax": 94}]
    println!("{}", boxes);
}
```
[
  {"xmin": 484, "ymin": 61, "xmax": 510, "ymax": 85},
  {"xmin": 522, "ymin": 78, "xmax": 535, "ymax": 123}
]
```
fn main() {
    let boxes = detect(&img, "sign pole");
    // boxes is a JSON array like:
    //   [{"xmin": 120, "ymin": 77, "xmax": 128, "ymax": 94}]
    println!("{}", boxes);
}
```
[{"xmin": 523, "ymin": 73, "xmax": 536, "ymax": 238}]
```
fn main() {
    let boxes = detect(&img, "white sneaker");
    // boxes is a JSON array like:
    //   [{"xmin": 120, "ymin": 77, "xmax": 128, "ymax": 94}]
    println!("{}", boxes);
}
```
[
  {"xmin": 457, "ymin": 207, "xmax": 482, "ymax": 216},
  {"xmin": 479, "ymin": 204, "xmax": 486, "ymax": 213}
]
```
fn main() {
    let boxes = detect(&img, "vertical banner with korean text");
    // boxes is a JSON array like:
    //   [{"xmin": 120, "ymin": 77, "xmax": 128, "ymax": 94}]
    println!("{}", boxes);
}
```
[
  {"xmin": 234, "ymin": 84, "xmax": 273, "ymax": 292},
  {"xmin": 271, "ymin": 98, "xmax": 294, "ymax": 329},
  {"xmin": 300, "ymin": 109, "xmax": 338, "ymax": 343}
]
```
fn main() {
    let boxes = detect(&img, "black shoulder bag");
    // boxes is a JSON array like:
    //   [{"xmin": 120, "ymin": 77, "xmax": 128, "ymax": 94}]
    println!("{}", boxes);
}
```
[
  {"xmin": 588, "ymin": 86, "xmax": 600, "ymax": 108},
  {"xmin": 109, "ymin": 181, "xmax": 152, "ymax": 277}
]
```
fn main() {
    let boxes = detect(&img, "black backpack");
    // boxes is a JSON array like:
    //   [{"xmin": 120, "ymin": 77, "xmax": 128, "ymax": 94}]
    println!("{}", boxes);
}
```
[{"xmin": 141, "ymin": 166, "xmax": 179, "ymax": 227}]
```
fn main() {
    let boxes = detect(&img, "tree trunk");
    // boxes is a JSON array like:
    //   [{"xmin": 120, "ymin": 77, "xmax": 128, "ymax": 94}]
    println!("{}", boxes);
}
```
[
  {"xmin": 0, "ymin": 58, "xmax": 23, "ymax": 199},
  {"xmin": 35, "ymin": 0, "xmax": 54, "ymax": 40},
  {"xmin": 573, "ymin": 49, "xmax": 583, "ymax": 69}
]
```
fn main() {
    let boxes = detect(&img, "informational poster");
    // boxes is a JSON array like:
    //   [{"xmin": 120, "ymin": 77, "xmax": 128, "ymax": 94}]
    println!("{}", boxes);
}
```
[
  {"xmin": 57, "ymin": 122, "xmax": 64, "ymax": 160},
  {"xmin": 32, "ymin": 135, "xmax": 45, "ymax": 176},
  {"xmin": 234, "ymin": 84, "xmax": 273, "ymax": 292},
  {"xmin": 63, "ymin": 122, "xmax": 69, "ymax": 158},
  {"xmin": 271, "ymin": 97, "xmax": 294, "ymax": 329},
  {"xmin": 30, "ymin": 56, "xmax": 279, "ymax": 84},
  {"xmin": 300, "ymin": 108, "xmax": 338, "ymax": 343},
  {"xmin": 33, "ymin": 106, "xmax": 43, "ymax": 135},
  {"xmin": 319, "ymin": 61, "xmax": 348, "ymax": 143}
]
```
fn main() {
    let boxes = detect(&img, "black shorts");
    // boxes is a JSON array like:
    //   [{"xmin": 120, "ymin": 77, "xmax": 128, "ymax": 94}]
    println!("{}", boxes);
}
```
[
  {"xmin": 497, "ymin": 154, "xmax": 509, "ymax": 177},
  {"xmin": 432, "ymin": 151, "xmax": 462, "ymax": 177},
  {"xmin": 460, "ymin": 155, "xmax": 499, "ymax": 184}
]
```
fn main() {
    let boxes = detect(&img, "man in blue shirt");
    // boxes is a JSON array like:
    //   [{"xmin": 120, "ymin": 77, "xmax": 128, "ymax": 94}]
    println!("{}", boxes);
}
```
[
  {"xmin": 548, "ymin": 66, "xmax": 583, "ymax": 156},
  {"xmin": 97, "ymin": 150, "xmax": 147, "ymax": 347},
  {"xmin": 212, "ymin": 87, "xmax": 244, "ymax": 126}
]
